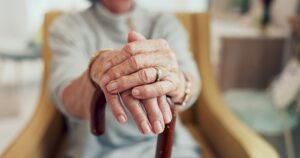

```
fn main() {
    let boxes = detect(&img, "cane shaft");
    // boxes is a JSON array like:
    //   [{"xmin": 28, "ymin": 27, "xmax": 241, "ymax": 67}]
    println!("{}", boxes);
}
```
[
  {"xmin": 90, "ymin": 87, "xmax": 106, "ymax": 136},
  {"xmin": 155, "ymin": 106, "xmax": 177, "ymax": 158}
]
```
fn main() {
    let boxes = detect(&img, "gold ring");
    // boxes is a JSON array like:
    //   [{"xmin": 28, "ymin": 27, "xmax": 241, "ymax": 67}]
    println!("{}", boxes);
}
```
[
  {"xmin": 153, "ymin": 66, "xmax": 163, "ymax": 82},
  {"xmin": 118, "ymin": 92, "xmax": 126, "ymax": 107}
]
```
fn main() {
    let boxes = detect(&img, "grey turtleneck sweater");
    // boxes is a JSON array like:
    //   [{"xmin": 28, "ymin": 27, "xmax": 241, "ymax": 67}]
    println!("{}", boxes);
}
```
[{"xmin": 49, "ymin": 3, "xmax": 201, "ymax": 158}]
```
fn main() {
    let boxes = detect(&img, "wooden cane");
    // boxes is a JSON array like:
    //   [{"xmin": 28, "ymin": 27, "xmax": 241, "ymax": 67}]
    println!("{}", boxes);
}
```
[
  {"xmin": 90, "ymin": 87, "xmax": 106, "ymax": 135},
  {"xmin": 155, "ymin": 105, "xmax": 177, "ymax": 158}
]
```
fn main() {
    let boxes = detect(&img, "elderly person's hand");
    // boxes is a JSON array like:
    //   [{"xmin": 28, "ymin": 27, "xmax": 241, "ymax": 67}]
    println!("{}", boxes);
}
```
[
  {"xmin": 95, "ymin": 31, "xmax": 188, "ymax": 134},
  {"xmin": 90, "ymin": 32, "xmax": 173, "ymax": 134},
  {"xmin": 102, "ymin": 31, "xmax": 187, "ymax": 104}
]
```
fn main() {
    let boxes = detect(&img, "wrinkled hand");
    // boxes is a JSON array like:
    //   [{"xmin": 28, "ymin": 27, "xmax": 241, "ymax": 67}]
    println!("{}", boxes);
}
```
[
  {"xmin": 102, "ymin": 31, "xmax": 186, "ymax": 103},
  {"xmin": 91, "ymin": 32, "xmax": 174, "ymax": 134}
]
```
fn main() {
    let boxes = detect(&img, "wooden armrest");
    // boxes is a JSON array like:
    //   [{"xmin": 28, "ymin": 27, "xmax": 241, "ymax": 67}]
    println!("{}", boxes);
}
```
[
  {"xmin": 1, "ymin": 12, "xmax": 66, "ymax": 158},
  {"xmin": 197, "ymin": 91, "xmax": 279, "ymax": 158},
  {"xmin": 1, "ymin": 87, "xmax": 65, "ymax": 158},
  {"xmin": 190, "ymin": 13, "xmax": 279, "ymax": 158}
]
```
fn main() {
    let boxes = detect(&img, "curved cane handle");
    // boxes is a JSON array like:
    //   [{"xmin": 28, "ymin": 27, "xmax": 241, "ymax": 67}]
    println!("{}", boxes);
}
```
[{"xmin": 90, "ymin": 87, "xmax": 106, "ymax": 136}]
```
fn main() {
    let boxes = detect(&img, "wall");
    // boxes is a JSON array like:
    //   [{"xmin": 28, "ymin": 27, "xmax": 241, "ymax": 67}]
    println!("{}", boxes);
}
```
[{"xmin": 0, "ymin": 0, "xmax": 208, "ymax": 53}]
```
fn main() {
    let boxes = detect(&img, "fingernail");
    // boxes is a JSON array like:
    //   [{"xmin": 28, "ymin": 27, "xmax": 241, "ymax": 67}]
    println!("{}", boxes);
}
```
[
  {"xmin": 132, "ymin": 89, "xmax": 140, "ymax": 96},
  {"xmin": 141, "ymin": 121, "xmax": 151, "ymax": 134},
  {"xmin": 103, "ymin": 62, "xmax": 112, "ymax": 72},
  {"xmin": 117, "ymin": 115, "xmax": 126, "ymax": 124},
  {"xmin": 107, "ymin": 82, "xmax": 118, "ymax": 92},
  {"xmin": 165, "ymin": 113, "xmax": 172, "ymax": 124},
  {"xmin": 101, "ymin": 75, "xmax": 110, "ymax": 84},
  {"xmin": 153, "ymin": 121, "xmax": 164, "ymax": 134}
]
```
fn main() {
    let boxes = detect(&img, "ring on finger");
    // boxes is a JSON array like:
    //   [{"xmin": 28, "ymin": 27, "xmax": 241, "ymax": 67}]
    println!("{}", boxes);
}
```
[
  {"xmin": 153, "ymin": 66, "xmax": 164, "ymax": 82},
  {"xmin": 118, "ymin": 92, "xmax": 126, "ymax": 107}
]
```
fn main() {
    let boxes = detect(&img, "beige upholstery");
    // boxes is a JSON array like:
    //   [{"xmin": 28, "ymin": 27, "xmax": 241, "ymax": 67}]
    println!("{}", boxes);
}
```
[{"xmin": 0, "ymin": 12, "xmax": 279, "ymax": 158}]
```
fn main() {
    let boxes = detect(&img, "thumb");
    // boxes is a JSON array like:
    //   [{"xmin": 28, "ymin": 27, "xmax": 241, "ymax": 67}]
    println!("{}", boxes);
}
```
[{"xmin": 127, "ymin": 31, "xmax": 146, "ymax": 43}]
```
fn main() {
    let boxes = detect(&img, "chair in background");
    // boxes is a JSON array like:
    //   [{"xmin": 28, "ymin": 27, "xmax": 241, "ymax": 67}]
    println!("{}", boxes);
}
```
[
  {"xmin": 219, "ymin": 33, "xmax": 299, "ymax": 158},
  {"xmin": 0, "ymin": 12, "xmax": 279, "ymax": 158},
  {"xmin": 219, "ymin": 37, "xmax": 285, "ymax": 91}
]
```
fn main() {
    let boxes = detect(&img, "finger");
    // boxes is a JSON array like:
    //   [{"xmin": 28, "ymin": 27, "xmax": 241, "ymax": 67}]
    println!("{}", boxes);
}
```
[
  {"xmin": 142, "ymin": 98, "xmax": 164, "ymax": 134},
  {"xmin": 91, "ymin": 49, "xmax": 120, "ymax": 86},
  {"xmin": 132, "ymin": 80, "xmax": 176, "ymax": 99},
  {"xmin": 98, "ymin": 75, "xmax": 128, "ymax": 124},
  {"xmin": 91, "ymin": 50, "xmax": 128, "ymax": 124},
  {"xmin": 102, "ymin": 39, "xmax": 170, "ymax": 72},
  {"xmin": 103, "ymin": 92, "xmax": 128, "ymax": 124},
  {"xmin": 106, "ymin": 67, "xmax": 157, "ymax": 94},
  {"xmin": 126, "ymin": 39, "xmax": 170, "ymax": 55},
  {"xmin": 102, "ymin": 32, "xmax": 146, "ymax": 72},
  {"xmin": 158, "ymin": 95, "xmax": 172, "ymax": 124},
  {"xmin": 121, "ymin": 91, "xmax": 152, "ymax": 135},
  {"xmin": 128, "ymin": 31, "xmax": 146, "ymax": 43},
  {"xmin": 103, "ymin": 52, "xmax": 170, "ymax": 83}
]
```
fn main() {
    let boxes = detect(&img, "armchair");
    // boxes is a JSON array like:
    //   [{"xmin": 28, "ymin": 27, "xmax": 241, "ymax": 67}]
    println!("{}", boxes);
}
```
[{"xmin": 0, "ymin": 12, "xmax": 279, "ymax": 158}]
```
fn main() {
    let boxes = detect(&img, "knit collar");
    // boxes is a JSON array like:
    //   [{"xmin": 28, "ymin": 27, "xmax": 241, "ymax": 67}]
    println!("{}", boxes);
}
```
[{"xmin": 94, "ymin": 2, "xmax": 138, "ymax": 26}]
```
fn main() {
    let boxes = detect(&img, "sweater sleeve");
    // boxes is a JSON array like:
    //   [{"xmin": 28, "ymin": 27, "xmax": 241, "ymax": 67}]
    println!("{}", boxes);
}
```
[{"xmin": 48, "ymin": 15, "xmax": 89, "ymax": 122}]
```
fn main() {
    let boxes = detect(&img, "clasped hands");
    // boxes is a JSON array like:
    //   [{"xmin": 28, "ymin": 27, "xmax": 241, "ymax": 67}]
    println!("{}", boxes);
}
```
[{"xmin": 90, "ymin": 31, "xmax": 186, "ymax": 135}]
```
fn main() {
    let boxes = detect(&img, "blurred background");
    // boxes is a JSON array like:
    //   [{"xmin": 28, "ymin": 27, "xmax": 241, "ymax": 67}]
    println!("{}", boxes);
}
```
[{"xmin": 0, "ymin": 0, "xmax": 299, "ymax": 158}]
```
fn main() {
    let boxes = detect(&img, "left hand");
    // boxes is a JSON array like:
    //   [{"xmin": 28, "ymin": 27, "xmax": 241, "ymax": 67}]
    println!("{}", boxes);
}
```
[{"xmin": 101, "ymin": 31, "xmax": 186, "ymax": 103}]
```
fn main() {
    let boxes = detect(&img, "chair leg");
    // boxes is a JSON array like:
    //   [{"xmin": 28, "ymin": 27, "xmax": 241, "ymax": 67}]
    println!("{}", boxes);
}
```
[{"xmin": 280, "ymin": 109, "xmax": 296, "ymax": 158}]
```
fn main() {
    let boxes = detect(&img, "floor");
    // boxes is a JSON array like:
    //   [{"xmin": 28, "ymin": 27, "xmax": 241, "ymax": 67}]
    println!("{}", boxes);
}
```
[{"xmin": 0, "ymin": 58, "xmax": 42, "ymax": 155}]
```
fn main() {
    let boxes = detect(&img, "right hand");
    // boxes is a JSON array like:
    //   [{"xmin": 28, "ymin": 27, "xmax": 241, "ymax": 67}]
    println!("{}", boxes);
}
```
[{"xmin": 90, "ymin": 32, "xmax": 172, "ymax": 134}]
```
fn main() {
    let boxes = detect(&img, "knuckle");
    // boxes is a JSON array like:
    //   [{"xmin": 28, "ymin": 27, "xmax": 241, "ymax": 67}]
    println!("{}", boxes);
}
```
[
  {"xmin": 159, "ymin": 39, "xmax": 171, "ymax": 50},
  {"xmin": 139, "ymin": 69, "xmax": 153, "ymax": 83},
  {"xmin": 110, "ymin": 68, "xmax": 120, "ymax": 78},
  {"xmin": 129, "ymin": 56, "xmax": 140, "ymax": 69},
  {"xmin": 156, "ymin": 84, "xmax": 165, "ymax": 95},
  {"xmin": 98, "ymin": 52, "xmax": 110, "ymax": 62},
  {"xmin": 97, "ymin": 53, "xmax": 105, "ymax": 62},
  {"xmin": 159, "ymin": 39, "xmax": 168, "ymax": 46},
  {"xmin": 169, "ymin": 80, "xmax": 177, "ymax": 91},
  {"xmin": 133, "ymin": 111, "xmax": 146, "ymax": 122},
  {"xmin": 121, "ymin": 91, "xmax": 132, "ymax": 100},
  {"xmin": 118, "ymin": 76, "xmax": 127, "ymax": 86},
  {"xmin": 91, "ymin": 70, "xmax": 99, "ymax": 83},
  {"xmin": 91, "ymin": 64, "xmax": 102, "ymax": 82},
  {"xmin": 124, "ymin": 44, "xmax": 134, "ymax": 55}
]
